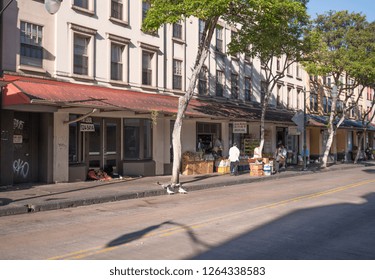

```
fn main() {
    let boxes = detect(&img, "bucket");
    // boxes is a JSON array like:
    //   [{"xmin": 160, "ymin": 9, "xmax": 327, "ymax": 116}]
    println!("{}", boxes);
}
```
[{"xmin": 263, "ymin": 164, "xmax": 271, "ymax": 176}]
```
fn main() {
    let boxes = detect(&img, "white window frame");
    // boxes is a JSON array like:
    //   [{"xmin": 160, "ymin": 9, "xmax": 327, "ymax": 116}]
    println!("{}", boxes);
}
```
[
  {"xmin": 173, "ymin": 22, "xmax": 183, "ymax": 40},
  {"xmin": 72, "ymin": 0, "xmax": 94, "ymax": 15},
  {"xmin": 108, "ymin": 34, "xmax": 130, "ymax": 84},
  {"xmin": 216, "ymin": 26, "xmax": 223, "ymax": 53},
  {"xmin": 110, "ymin": 0, "xmax": 128, "ymax": 24},
  {"xmin": 173, "ymin": 59, "xmax": 183, "ymax": 90},
  {"xmin": 70, "ymin": 24, "xmax": 96, "ymax": 79},
  {"xmin": 245, "ymin": 77, "xmax": 252, "ymax": 101},
  {"xmin": 198, "ymin": 66, "xmax": 208, "ymax": 96},
  {"xmin": 216, "ymin": 70, "xmax": 224, "ymax": 97},
  {"xmin": 140, "ymin": 43, "xmax": 158, "ymax": 88},
  {"xmin": 19, "ymin": 21, "xmax": 44, "ymax": 70}
]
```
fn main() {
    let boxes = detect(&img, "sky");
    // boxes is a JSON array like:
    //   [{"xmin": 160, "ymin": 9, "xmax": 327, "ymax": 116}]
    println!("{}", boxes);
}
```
[{"xmin": 307, "ymin": 0, "xmax": 375, "ymax": 22}]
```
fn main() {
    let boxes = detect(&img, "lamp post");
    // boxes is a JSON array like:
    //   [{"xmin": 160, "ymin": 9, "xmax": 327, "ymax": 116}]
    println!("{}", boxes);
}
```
[
  {"xmin": 303, "ymin": 87, "xmax": 307, "ymax": 170},
  {"xmin": 331, "ymin": 85, "xmax": 338, "ymax": 163}
]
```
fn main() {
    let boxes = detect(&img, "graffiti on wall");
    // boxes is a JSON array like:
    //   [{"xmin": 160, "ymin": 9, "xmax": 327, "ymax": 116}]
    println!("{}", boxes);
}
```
[
  {"xmin": 13, "ymin": 119, "xmax": 25, "ymax": 130},
  {"xmin": 13, "ymin": 159, "xmax": 29, "ymax": 179}
]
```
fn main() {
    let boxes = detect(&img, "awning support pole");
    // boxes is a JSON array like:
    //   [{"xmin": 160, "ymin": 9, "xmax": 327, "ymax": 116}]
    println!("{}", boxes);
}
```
[{"xmin": 63, "ymin": 108, "xmax": 98, "ymax": 125}]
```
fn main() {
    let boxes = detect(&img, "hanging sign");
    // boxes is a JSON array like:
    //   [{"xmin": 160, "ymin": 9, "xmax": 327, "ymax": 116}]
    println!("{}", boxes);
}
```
[
  {"xmin": 13, "ymin": 135, "xmax": 23, "ymax": 143},
  {"xmin": 80, "ymin": 123, "xmax": 95, "ymax": 132},
  {"xmin": 288, "ymin": 127, "xmax": 300, "ymax": 135},
  {"xmin": 233, "ymin": 122, "xmax": 247, "ymax": 133}
]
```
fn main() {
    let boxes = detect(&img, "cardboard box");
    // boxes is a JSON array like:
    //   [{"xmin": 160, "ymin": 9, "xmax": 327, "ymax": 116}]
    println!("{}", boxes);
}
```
[
  {"xmin": 250, "ymin": 170, "xmax": 264, "ymax": 176},
  {"xmin": 218, "ymin": 166, "xmax": 230, "ymax": 174},
  {"xmin": 250, "ymin": 163, "xmax": 263, "ymax": 171}
]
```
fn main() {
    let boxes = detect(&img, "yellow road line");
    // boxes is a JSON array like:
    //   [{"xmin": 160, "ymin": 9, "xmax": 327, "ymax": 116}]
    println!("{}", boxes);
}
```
[{"xmin": 48, "ymin": 178, "xmax": 375, "ymax": 260}]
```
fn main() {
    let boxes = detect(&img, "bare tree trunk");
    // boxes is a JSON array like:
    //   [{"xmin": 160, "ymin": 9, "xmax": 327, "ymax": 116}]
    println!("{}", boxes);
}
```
[
  {"xmin": 170, "ymin": 16, "xmax": 219, "ymax": 185},
  {"xmin": 321, "ymin": 97, "xmax": 337, "ymax": 168},
  {"xmin": 354, "ymin": 132, "xmax": 365, "ymax": 164}
]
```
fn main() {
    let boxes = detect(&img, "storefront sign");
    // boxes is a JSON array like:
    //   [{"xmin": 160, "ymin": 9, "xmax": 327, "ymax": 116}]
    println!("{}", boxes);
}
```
[
  {"xmin": 80, "ymin": 123, "xmax": 95, "ymax": 132},
  {"xmin": 233, "ymin": 122, "xmax": 247, "ymax": 133},
  {"xmin": 288, "ymin": 127, "xmax": 301, "ymax": 135},
  {"xmin": 13, "ymin": 134, "xmax": 23, "ymax": 143}
]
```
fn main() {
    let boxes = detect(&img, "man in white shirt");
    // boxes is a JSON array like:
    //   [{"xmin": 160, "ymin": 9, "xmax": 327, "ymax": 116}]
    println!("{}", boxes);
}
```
[{"xmin": 229, "ymin": 143, "xmax": 240, "ymax": 176}]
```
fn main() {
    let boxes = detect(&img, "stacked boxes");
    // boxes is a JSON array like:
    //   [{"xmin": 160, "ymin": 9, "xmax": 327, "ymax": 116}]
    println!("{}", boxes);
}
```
[{"xmin": 249, "ymin": 162, "xmax": 264, "ymax": 176}]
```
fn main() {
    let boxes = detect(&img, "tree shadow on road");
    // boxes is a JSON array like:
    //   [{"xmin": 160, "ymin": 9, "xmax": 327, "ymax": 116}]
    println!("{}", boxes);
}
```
[
  {"xmin": 191, "ymin": 192, "xmax": 375, "ymax": 260},
  {"xmin": 106, "ymin": 220, "xmax": 212, "ymax": 250}
]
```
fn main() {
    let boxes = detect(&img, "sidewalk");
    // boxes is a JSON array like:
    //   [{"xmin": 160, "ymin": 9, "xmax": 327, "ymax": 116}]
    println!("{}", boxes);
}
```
[{"xmin": 0, "ymin": 162, "xmax": 371, "ymax": 217}]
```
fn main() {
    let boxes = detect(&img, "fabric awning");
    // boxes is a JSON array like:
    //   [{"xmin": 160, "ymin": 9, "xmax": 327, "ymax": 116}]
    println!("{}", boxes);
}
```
[
  {"xmin": 1, "ymin": 74, "xmax": 295, "ymax": 123},
  {"xmin": 307, "ymin": 114, "xmax": 375, "ymax": 131}
]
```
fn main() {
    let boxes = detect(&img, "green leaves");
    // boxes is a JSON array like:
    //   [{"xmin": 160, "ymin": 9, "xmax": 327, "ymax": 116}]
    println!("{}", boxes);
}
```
[
  {"xmin": 225, "ymin": 0, "xmax": 311, "ymax": 61},
  {"xmin": 142, "ymin": 0, "xmax": 231, "ymax": 32}
]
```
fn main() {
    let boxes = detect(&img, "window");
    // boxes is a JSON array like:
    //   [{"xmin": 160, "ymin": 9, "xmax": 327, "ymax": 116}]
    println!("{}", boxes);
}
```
[
  {"xmin": 124, "ymin": 119, "xmax": 152, "ymax": 160},
  {"xmin": 296, "ymin": 63, "xmax": 301, "ymax": 78},
  {"xmin": 276, "ymin": 57, "xmax": 281, "ymax": 72},
  {"xmin": 20, "ymin": 22, "xmax": 43, "ymax": 68},
  {"xmin": 111, "ymin": 43, "xmax": 123, "ymax": 81},
  {"xmin": 142, "ymin": 0, "xmax": 150, "ymax": 22},
  {"xmin": 245, "ymin": 77, "xmax": 252, "ymax": 101},
  {"xmin": 231, "ymin": 73, "xmax": 239, "ymax": 99},
  {"xmin": 111, "ymin": 0, "xmax": 123, "ymax": 20},
  {"xmin": 244, "ymin": 53, "xmax": 251, "ymax": 63},
  {"xmin": 231, "ymin": 31, "xmax": 239, "ymax": 58},
  {"xmin": 173, "ymin": 59, "xmax": 182, "ymax": 90},
  {"xmin": 323, "ymin": 96, "xmax": 328, "ymax": 113},
  {"xmin": 73, "ymin": 34, "xmax": 90, "ymax": 75},
  {"xmin": 173, "ymin": 22, "xmax": 182, "ymax": 40},
  {"xmin": 198, "ymin": 66, "xmax": 208, "ymax": 95},
  {"xmin": 297, "ymin": 89, "xmax": 301, "ymax": 110},
  {"xmin": 310, "ymin": 93, "xmax": 318, "ymax": 112},
  {"xmin": 71, "ymin": 24, "xmax": 96, "ymax": 77},
  {"xmin": 287, "ymin": 87, "xmax": 292, "ymax": 109},
  {"xmin": 142, "ymin": 51, "xmax": 153, "ymax": 86},
  {"xmin": 216, "ymin": 26, "xmax": 223, "ymax": 53},
  {"xmin": 199, "ymin": 19, "xmax": 206, "ymax": 43},
  {"xmin": 216, "ymin": 70, "xmax": 224, "ymax": 97},
  {"xmin": 277, "ymin": 85, "xmax": 282, "ymax": 107},
  {"xmin": 286, "ymin": 60, "xmax": 293, "ymax": 76},
  {"xmin": 337, "ymin": 100, "xmax": 343, "ymax": 112},
  {"xmin": 74, "ymin": 0, "xmax": 88, "ymax": 9},
  {"xmin": 69, "ymin": 115, "xmax": 81, "ymax": 163}
]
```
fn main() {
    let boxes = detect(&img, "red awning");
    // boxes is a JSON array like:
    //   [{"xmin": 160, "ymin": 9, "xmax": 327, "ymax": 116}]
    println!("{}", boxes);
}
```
[
  {"xmin": 1, "ymin": 74, "xmax": 296, "ymax": 123},
  {"xmin": 1, "ymin": 75, "xmax": 210, "ymax": 118}
]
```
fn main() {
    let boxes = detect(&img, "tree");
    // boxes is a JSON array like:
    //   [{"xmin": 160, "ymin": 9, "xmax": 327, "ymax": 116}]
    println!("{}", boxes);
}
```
[
  {"xmin": 303, "ymin": 11, "xmax": 375, "ymax": 168},
  {"xmin": 225, "ymin": 0, "xmax": 313, "ymax": 156},
  {"xmin": 142, "ymin": 0, "xmax": 231, "ymax": 188}
]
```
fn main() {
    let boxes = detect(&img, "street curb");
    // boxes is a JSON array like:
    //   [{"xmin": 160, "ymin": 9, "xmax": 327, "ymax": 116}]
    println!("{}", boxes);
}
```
[{"xmin": 0, "ymin": 164, "xmax": 365, "ymax": 217}]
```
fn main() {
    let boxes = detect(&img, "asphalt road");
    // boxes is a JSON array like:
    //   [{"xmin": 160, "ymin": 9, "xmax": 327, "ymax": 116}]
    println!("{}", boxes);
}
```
[{"xmin": 0, "ymin": 166, "xmax": 374, "ymax": 260}]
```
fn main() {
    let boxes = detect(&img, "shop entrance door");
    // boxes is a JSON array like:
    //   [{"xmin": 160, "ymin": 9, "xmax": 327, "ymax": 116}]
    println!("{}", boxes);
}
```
[
  {"xmin": 13, "ymin": 112, "xmax": 38, "ymax": 184},
  {"xmin": 86, "ymin": 118, "xmax": 121, "ymax": 175}
]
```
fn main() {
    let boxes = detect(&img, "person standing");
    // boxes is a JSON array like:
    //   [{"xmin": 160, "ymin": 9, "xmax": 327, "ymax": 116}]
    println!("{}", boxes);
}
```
[
  {"xmin": 274, "ymin": 144, "xmax": 287, "ymax": 172},
  {"xmin": 229, "ymin": 143, "xmax": 240, "ymax": 176}
]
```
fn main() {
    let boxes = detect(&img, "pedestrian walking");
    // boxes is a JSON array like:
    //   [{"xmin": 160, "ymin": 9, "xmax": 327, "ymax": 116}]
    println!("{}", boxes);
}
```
[
  {"xmin": 229, "ymin": 143, "xmax": 240, "ymax": 176},
  {"xmin": 274, "ymin": 144, "xmax": 287, "ymax": 172}
]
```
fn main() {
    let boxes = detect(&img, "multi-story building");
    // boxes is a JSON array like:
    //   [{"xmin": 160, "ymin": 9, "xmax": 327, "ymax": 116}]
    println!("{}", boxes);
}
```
[
  {"xmin": 305, "ymin": 74, "xmax": 375, "ymax": 162},
  {"xmin": 0, "ymin": 1, "xmax": 372, "ymax": 186}
]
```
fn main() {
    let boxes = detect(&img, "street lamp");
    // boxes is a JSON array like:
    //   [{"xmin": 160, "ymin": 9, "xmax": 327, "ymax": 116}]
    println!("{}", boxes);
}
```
[
  {"xmin": 303, "ymin": 86, "xmax": 307, "ymax": 170},
  {"xmin": 0, "ymin": 0, "xmax": 62, "ymax": 15},
  {"xmin": 331, "ymin": 85, "xmax": 338, "ymax": 163},
  {"xmin": 45, "ymin": 0, "xmax": 63, "ymax": 15}
]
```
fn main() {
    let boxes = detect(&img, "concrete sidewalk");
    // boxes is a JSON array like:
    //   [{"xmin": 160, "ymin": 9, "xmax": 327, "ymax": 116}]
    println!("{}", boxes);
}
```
[{"xmin": 0, "ymin": 162, "xmax": 371, "ymax": 217}]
